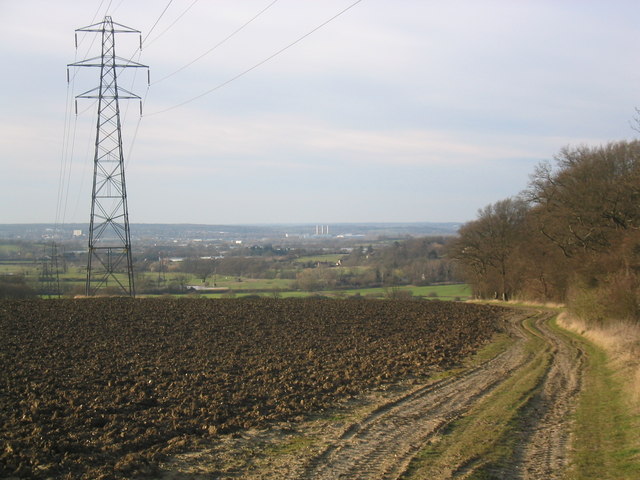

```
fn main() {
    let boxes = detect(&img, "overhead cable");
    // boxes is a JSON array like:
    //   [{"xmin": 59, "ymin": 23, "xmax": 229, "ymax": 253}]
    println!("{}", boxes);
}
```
[
  {"xmin": 152, "ymin": 0, "xmax": 279, "ymax": 85},
  {"xmin": 142, "ymin": 0, "xmax": 175, "ymax": 45},
  {"xmin": 147, "ymin": 0, "xmax": 364, "ymax": 116},
  {"xmin": 143, "ymin": 0, "xmax": 200, "ymax": 48}
]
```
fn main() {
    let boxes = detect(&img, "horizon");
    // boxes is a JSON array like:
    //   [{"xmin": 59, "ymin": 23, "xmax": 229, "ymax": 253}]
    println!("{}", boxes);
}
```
[
  {"xmin": 0, "ymin": 220, "xmax": 463, "ymax": 226},
  {"xmin": 1, "ymin": 1, "xmax": 638, "ymax": 225}
]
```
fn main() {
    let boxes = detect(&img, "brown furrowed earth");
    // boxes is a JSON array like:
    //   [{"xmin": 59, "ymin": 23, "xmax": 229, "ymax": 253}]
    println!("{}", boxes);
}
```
[{"xmin": 0, "ymin": 297, "xmax": 506, "ymax": 479}]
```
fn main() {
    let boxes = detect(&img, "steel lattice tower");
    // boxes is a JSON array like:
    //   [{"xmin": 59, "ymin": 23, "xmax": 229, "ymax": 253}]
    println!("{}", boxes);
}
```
[
  {"xmin": 39, "ymin": 242, "xmax": 61, "ymax": 298},
  {"xmin": 68, "ymin": 16, "xmax": 148, "ymax": 297}
]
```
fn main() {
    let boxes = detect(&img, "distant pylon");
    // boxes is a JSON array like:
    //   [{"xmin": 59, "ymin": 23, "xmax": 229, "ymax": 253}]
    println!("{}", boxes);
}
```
[
  {"xmin": 68, "ymin": 16, "xmax": 149, "ymax": 297},
  {"xmin": 40, "ymin": 242, "xmax": 61, "ymax": 298}
]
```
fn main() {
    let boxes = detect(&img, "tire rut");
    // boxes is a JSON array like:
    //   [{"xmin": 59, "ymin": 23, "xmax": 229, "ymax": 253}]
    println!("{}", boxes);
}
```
[
  {"xmin": 160, "ymin": 309, "xmax": 585, "ymax": 480},
  {"xmin": 517, "ymin": 315, "xmax": 585, "ymax": 479},
  {"xmin": 283, "ymin": 312, "xmax": 535, "ymax": 480}
]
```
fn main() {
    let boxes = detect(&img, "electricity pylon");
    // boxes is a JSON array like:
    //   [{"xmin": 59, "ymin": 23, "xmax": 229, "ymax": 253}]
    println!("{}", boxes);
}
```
[
  {"xmin": 39, "ymin": 242, "xmax": 61, "ymax": 298},
  {"xmin": 68, "ymin": 16, "xmax": 148, "ymax": 297}
]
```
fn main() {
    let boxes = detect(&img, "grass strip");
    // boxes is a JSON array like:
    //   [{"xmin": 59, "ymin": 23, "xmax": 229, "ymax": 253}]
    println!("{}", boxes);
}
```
[
  {"xmin": 557, "ymin": 324, "xmax": 640, "ymax": 480},
  {"xmin": 401, "ymin": 314, "xmax": 552, "ymax": 479}
]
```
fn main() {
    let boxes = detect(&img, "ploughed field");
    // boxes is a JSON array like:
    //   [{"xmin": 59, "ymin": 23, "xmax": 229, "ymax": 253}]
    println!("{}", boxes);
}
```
[{"xmin": 0, "ymin": 298, "xmax": 505, "ymax": 479}]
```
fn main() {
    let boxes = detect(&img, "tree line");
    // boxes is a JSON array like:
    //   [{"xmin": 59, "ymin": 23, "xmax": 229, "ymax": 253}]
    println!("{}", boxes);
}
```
[
  {"xmin": 290, "ymin": 238, "xmax": 458, "ymax": 292},
  {"xmin": 166, "ymin": 237, "xmax": 459, "ymax": 293},
  {"xmin": 450, "ymin": 140, "xmax": 640, "ymax": 323}
]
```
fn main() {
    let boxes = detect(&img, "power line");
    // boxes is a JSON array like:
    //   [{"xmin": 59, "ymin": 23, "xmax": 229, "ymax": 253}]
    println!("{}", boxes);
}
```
[
  {"xmin": 63, "ymin": 3, "xmax": 149, "ymax": 227},
  {"xmin": 71, "ymin": 115, "xmax": 98, "ymax": 222},
  {"xmin": 60, "ymin": 115, "xmax": 79, "ymax": 226},
  {"xmin": 91, "ymin": 0, "xmax": 108, "ymax": 25},
  {"xmin": 143, "ymin": 0, "xmax": 200, "ymax": 48},
  {"xmin": 147, "ymin": 0, "xmax": 364, "ymax": 116},
  {"xmin": 124, "ymin": 86, "xmax": 150, "ymax": 170},
  {"xmin": 152, "ymin": 0, "xmax": 279, "ymax": 85},
  {"xmin": 142, "ymin": 0, "xmax": 175, "ymax": 45},
  {"xmin": 99, "ymin": 0, "xmax": 114, "ymax": 22},
  {"xmin": 55, "ymin": 83, "xmax": 74, "ymax": 227},
  {"xmin": 111, "ymin": 0, "xmax": 127, "ymax": 16},
  {"xmin": 69, "ymin": 0, "xmax": 109, "ymax": 81},
  {"xmin": 69, "ymin": 16, "xmax": 148, "ymax": 297}
]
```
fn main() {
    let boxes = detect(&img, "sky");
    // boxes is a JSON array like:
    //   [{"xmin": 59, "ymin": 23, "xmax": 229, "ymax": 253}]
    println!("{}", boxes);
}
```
[{"xmin": 0, "ymin": 0, "xmax": 638, "ymax": 225}]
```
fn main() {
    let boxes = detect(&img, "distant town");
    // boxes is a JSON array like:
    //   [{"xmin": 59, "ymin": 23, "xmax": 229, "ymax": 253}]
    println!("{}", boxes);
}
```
[{"xmin": 0, "ymin": 222, "xmax": 461, "ymax": 245}]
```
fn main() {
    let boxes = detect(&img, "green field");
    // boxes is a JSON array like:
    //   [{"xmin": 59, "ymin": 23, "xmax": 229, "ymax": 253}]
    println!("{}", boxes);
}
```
[
  {"xmin": 2, "ymin": 259, "xmax": 470, "ymax": 300},
  {"xmin": 0, "ymin": 244, "xmax": 23, "ymax": 255},
  {"xmin": 340, "ymin": 284, "xmax": 471, "ymax": 299},
  {"xmin": 192, "ymin": 283, "xmax": 471, "ymax": 300},
  {"xmin": 206, "ymin": 276, "xmax": 292, "ymax": 291},
  {"xmin": 0, "ymin": 261, "xmax": 38, "ymax": 274},
  {"xmin": 1, "ymin": 244, "xmax": 469, "ymax": 300},
  {"xmin": 293, "ymin": 254, "xmax": 346, "ymax": 264}
]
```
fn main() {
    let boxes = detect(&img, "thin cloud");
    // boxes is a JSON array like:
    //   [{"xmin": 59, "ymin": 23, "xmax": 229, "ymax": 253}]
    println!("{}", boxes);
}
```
[{"xmin": 1, "ymin": 1, "xmax": 639, "ymax": 223}]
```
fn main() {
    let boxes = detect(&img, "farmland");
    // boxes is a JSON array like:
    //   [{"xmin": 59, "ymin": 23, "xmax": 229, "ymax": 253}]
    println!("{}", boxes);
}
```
[
  {"xmin": 0, "ymin": 297, "xmax": 504, "ymax": 479},
  {"xmin": 0, "ymin": 234, "xmax": 467, "ymax": 300}
]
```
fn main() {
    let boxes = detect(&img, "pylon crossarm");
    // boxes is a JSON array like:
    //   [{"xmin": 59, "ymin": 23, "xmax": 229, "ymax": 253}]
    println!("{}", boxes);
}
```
[
  {"xmin": 76, "ymin": 16, "xmax": 140, "ymax": 33},
  {"xmin": 71, "ymin": 16, "xmax": 142, "ymax": 297},
  {"xmin": 70, "ymin": 57, "xmax": 147, "ymax": 71},
  {"xmin": 109, "ymin": 20, "xmax": 141, "ymax": 33},
  {"xmin": 117, "ymin": 86, "xmax": 142, "ymax": 99},
  {"xmin": 113, "ymin": 56, "xmax": 148, "ymax": 68},
  {"xmin": 68, "ymin": 56, "xmax": 103, "ymax": 67},
  {"xmin": 79, "ymin": 91, "xmax": 140, "ymax": 101},
  {"xmin": 75, "ymin": 21, "xmax": 107, "ymax": 33},
  {"xmin": 75, "ymin": 87, "xmax": 101, "ymax": 98}
]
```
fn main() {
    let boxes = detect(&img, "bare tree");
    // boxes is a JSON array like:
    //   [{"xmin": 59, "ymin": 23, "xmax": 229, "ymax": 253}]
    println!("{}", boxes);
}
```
[{"xmin": 450, "ymin": 197, "xmax": 528, "ymax": 300}]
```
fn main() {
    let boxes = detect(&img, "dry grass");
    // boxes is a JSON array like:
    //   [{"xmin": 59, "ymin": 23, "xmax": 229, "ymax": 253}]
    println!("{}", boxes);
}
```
[
  {"xmin": 471, "ymin": 297, "xmax": 639, "ymax": 407},
  {"xmin": 557, "ymin": 312, "xmax": 640, "ymax": 410},
  {"xmin": 507, "ymin": 299, "xmax": 567, "ymax": 310},
  {"xmin": 467, "ymin": 298, "xmax": 566, "ymax": 309}
]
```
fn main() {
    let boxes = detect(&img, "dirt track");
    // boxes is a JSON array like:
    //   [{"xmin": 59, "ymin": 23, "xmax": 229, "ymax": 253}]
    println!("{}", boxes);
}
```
[
  {"xmin": 160, "ymin": 309, "xmax": 584, "ymax": 479},
  {"xmin": 516, "ymin": 314, "xmax": 584, "ymax": 479}
]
